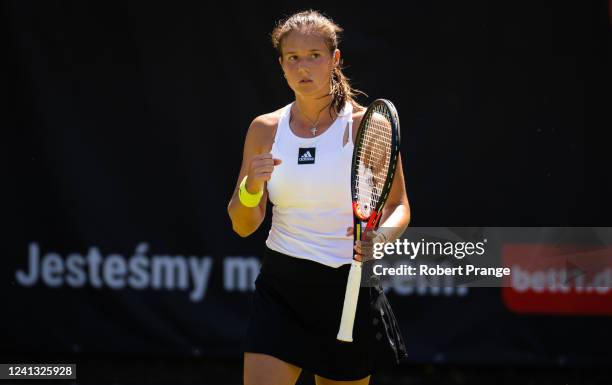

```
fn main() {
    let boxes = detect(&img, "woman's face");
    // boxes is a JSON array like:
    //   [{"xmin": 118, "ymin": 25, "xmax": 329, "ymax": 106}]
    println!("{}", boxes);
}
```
[{"xmin": 279, "ymin": 30, "xmax": 339, "ymax": 98}]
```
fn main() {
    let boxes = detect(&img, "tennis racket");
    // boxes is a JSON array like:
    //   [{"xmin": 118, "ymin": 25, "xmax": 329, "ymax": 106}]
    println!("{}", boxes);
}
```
[{"xmin": 337, "ymin": 99, "xmax": 401, "ymax": 342}]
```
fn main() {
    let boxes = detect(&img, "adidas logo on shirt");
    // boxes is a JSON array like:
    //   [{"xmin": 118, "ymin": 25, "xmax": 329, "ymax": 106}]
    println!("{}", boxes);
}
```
[
  {"xmin": 301, "ymin": 151, "xmax": 313, "ymax": 159},
  {"xmin": 297, "ymin": 147, "xmax": 316, "ymax": 164}
]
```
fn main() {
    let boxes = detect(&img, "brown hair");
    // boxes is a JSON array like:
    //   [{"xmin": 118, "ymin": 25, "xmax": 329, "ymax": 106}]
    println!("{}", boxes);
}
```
[{"xmin": 271, "ymin": 10, "xmax": 365, "ymax": 114}]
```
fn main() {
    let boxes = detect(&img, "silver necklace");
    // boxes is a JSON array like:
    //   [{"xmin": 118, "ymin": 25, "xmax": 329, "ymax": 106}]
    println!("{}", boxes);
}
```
[{"xmin": 295, "ymin": 103, "xmax": 324, "ymax": 136}]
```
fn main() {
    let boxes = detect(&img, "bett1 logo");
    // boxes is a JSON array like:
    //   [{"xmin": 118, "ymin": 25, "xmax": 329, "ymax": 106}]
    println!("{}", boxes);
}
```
[{"xmin": 502, "ymin": 244, "xmax": 612, "ymax": 315}]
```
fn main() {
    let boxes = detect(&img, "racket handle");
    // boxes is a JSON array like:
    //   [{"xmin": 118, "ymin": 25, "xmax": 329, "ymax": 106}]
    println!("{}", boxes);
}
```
[{"xmin": 337, "ymin": 259, "xmax": 362, "ymax": 342}]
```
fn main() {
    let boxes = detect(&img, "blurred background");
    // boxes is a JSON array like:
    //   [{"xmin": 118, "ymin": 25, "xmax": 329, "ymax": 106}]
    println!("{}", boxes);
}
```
[{"xmin": 4, "ymin": 0, "xmax": 612, "ymax": 384}]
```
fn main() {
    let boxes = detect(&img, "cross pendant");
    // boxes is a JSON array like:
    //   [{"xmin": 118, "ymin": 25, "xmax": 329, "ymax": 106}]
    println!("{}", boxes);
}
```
[{"xmin": 310, "ymin": 127, "xmax": 317, "ymax": 136}]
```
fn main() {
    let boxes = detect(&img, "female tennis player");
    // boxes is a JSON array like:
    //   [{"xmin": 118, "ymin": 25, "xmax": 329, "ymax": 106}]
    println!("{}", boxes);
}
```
[{"xmin": 227, "ymin": 10, "xmax": 411, "ymax": 385}]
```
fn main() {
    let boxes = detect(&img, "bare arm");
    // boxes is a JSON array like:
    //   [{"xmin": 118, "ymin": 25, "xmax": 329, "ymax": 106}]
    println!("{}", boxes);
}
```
[
  {"xmin": 227, "ymin": 116, "xmax": 280, "ymax": 237},
  {"xmin": 377, "ymin": 153, "xmax": 411, "ymax": 240}
]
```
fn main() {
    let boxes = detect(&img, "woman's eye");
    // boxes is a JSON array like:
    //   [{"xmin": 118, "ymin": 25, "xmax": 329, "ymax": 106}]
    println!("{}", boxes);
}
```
[
  {"xmin": 311, "ymin": 53, "xmax": 320, "ymax": 58},
  {"xmin": 288, "ymin": 56, "xmax": 297, "ymax": 61}
]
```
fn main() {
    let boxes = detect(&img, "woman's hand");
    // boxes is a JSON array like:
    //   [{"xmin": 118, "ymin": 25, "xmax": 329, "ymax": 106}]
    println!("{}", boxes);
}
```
[
  {"xmin": 245, "ymin": 153, "xmax": 282, "ymax": 193},
  {"xmin": 346, "ymin": 227, "xmax": 386, "ymax": 262}
]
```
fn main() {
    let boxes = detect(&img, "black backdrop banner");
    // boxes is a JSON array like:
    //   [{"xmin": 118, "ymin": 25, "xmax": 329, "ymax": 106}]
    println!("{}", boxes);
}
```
[{"xmin": 5, "ymin": 1, "xmax": 611, "ymax": 366}]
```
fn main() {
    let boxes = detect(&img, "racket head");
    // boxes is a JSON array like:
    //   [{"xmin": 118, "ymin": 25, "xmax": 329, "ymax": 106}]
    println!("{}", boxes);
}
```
[{"xmin": 351, "ymin": 99, "xmax": 401, "ymax": 224}]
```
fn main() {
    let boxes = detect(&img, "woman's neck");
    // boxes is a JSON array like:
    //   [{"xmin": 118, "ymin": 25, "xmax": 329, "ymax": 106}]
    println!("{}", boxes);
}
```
[{"xmin": 294, "ymin": 94, "xmax": 335, "ymax": 124}]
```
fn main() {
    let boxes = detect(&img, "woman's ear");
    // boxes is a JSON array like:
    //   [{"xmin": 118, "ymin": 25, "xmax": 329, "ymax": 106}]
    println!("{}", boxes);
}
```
[
  {"xmin": 333, "ymin": 49, "xmax": 341, "ymax": 67},
  {"xmin": 279, "ymin": 57, "xmax": 287, "ymax": 78},
  {"xmin": 278, "ymin": 57, "xmax": 286, "ymax": 77}
]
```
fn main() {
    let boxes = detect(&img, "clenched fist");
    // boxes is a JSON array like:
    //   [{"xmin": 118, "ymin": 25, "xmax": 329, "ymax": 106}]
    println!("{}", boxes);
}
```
[{"xmin": 246, "ymin": 153, "xmax": 282, "ymax": 193}]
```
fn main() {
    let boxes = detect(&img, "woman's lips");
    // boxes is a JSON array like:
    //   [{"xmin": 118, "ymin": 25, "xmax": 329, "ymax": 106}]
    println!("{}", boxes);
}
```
[{"xmin": 299, "ymin": 79, "xmax": 313, "ymax": 83}]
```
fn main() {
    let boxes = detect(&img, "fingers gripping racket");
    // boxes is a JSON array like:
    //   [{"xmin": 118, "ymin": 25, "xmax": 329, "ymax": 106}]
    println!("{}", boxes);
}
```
[{"xmin": 337, "ymin": 99, "xmax": 401, "ymax": 342}]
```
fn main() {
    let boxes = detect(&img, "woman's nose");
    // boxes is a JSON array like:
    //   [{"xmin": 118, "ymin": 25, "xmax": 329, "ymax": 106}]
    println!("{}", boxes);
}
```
[
  {"xmin": 297, "ymin": 58, "xmax": 311, "ymax": 71},
  {"xmin": 297, "ymin": 63, "xmax": 311, "ymax": 75}
]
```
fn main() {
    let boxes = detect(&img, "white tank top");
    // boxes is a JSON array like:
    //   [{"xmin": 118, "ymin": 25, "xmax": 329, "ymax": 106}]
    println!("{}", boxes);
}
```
[{"xmin": 266, "ymin": 101, "xmax": 355, "ymax": 268}]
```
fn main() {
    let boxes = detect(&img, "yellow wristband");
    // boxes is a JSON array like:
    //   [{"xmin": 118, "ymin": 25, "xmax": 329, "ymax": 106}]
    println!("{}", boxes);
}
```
[{"xmin": 238, "ymin": 176, "xmax": 263, "ymax": 207}]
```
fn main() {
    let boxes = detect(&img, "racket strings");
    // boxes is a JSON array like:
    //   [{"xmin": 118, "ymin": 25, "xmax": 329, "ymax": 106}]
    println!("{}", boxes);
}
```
[{"xmin": 355, "ymin": 104, "xmax": 393, "ymax": 216}]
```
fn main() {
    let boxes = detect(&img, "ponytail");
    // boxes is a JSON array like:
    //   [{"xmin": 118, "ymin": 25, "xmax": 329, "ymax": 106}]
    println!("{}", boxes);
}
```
[{"xmin": 331, "ymin": 66, "xmax": 365, "ymax": 114}]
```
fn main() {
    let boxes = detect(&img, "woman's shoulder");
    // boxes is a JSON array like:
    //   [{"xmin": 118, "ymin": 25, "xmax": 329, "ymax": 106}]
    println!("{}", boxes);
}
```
[
  {"xmin": 351, "ymin": 102, "xmax": 367, "ymax": 142},
  {"xmin": 351, "ymin": 103, "xmax": 367, "ymax": 126},
  {"xmin": 250, "ymin": 107, "xmax": 284, "ymax": 130},
  {"xmin": 245, "ymin": 106, "xmax": 286, "ymax": 152}
]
